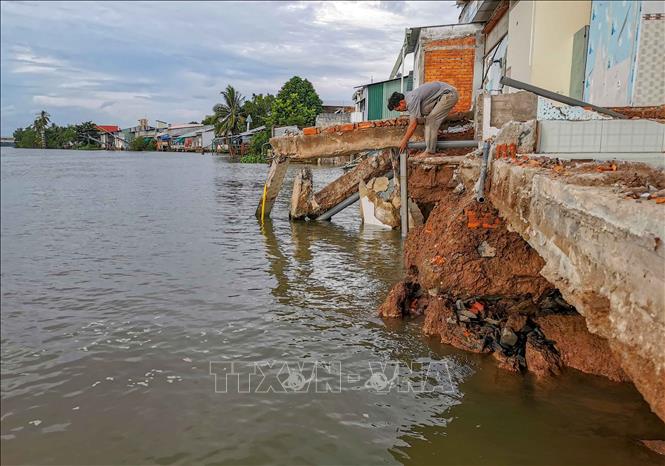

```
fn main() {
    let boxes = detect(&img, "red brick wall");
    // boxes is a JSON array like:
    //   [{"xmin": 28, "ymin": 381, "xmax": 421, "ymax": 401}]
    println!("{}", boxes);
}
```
[{"xmin": 423, "ymin": 35, "xmax": 476, "ymax": 113}]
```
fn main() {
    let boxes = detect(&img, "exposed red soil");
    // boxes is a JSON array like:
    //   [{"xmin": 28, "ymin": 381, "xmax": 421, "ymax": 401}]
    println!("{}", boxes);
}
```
[
  {"xmin": 404, "ymin": 189, "xmax": 553, "ymax": 299},
  {"xmin": 379, "ymin": 162, "xmax": 634, "ymax": 381},
  {"xmin": 534, "ymin": 314, "xmax": 628, "ymax": 382}
]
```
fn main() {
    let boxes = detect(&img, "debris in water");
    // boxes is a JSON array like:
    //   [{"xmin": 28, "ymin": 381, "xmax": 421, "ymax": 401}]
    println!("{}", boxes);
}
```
[{"xmin": 28, "ymin": 420, "xmax": 42, "ymax": 427}]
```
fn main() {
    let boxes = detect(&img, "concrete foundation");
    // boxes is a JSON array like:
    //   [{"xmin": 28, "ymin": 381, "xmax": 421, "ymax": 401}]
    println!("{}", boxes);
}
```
[{"xmin": 485, "ymin": 160, "xmax": 665, "ymax": 421}]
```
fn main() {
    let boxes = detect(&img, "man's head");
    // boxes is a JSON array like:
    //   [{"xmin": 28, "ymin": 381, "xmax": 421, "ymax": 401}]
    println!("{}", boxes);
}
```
[{"xmin": 387, "ymin": 92, "xmax": 407, "ymax": 112}]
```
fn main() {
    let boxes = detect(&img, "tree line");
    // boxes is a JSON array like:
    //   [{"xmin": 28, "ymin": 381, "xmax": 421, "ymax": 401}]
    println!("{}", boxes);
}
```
[
  {"xmin": 12, "ymin": 75, "xmax": 324, "ymax": 162},
  {"xmin": 13, "ymin": 111, "xmax": 104, "ymax": 150}
]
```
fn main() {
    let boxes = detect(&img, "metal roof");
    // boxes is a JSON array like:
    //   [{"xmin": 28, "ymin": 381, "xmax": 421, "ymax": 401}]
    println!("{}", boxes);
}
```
[
  {"xmin": 236, "ymin": 125, "xmax": 266, "ymax": 137},
  {"xmin": 168, "ymin": 123, "xmax": 204, "ymax": 130},
  {"xmin": 354, "ymin": 75, "xmax": 407, "ymax": 90},
  {"xmin": 96, "ymin": 125, "xmax": 120, "ymax": 133}
]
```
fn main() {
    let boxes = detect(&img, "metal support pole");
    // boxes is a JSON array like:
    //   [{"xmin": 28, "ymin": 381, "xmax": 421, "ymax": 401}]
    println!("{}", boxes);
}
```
[
  {"xmin": 400, "ymin": 46, "xmax": 405, "ymax": 93},
  {"xmin": 400, "ymin": 150, "xmax": 408, "ymax": 238},
  {"xmin": 475, "ymin": 141, "xmax": 491, "ymax": 203},
  {"xmin": 500, "ymin": 77, "xmax": 627, "ymax": 119}
]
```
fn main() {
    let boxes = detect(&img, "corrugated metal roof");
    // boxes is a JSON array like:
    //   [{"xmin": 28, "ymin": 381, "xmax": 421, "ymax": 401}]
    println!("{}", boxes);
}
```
[
  {"xmin": 236, "ymin": 125, "xmax": 266, "ymax": 137},
  {"xmin": 355, "ymin": 75, "xmax": 409, "ymax": 89},
  {"xmin": 168, "ymin": 123, "xmax": 204, "ymax": 130}
]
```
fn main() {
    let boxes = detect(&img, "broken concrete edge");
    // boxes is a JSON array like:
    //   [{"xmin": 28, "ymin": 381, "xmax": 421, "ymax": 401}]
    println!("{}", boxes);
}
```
[
  {"xmin": 269, "ymin": 112, "xmax": 474, "ymax": 160},
  {"xmin": 297, "ymin": 111, "xmax": 474, "ymax": 137},
  {"xmin": 487, "ymin": 160, "xmax": 665, "ymax": 421},
  {"xmin": 289, "ymin": 150, "xmax": 394, "ymax": 221},
  {"xmin": 357, "ymin": 174, "xmax": 424, "ymax": 229}
]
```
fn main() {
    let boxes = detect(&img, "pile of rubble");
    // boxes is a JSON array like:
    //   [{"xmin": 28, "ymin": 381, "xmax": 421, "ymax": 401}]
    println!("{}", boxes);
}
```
[{"xmin": 302, "ymin": 117, "xmax": 411, "ymax": 136}]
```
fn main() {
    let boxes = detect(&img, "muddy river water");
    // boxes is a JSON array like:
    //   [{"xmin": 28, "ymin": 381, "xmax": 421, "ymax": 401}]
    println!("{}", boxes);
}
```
[{"xmin": 1, "ymin": 148, "xmax": 663, "ymax": 465}]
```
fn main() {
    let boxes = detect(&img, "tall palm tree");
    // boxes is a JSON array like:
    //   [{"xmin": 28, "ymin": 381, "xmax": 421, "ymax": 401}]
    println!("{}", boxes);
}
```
[
  {"xmin": 213, "ymin": 85, "xmax": 245, "ymax": 138},
  {"xmin": 33, "ymin": 110, "xmax": 51, "ymax": 149}
]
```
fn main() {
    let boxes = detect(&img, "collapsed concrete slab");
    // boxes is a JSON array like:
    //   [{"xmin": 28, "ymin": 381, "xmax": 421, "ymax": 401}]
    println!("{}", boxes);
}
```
[
  {"xmin": 358, "ymin": 176, "xmax": 425, "ymax": 229},
  {"xmin": 289, "ymin": 150, "xmax": 394, "ymax": 220}
]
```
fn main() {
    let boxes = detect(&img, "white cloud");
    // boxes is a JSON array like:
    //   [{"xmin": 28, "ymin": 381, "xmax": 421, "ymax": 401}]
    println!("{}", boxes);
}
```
[
  {"xmin": 312, "ymin": 1, "xmax": 405, "ymax": 29},
  {"xmin": 1, "ymin": 1, "xmax": 459, "ymax": 134}
]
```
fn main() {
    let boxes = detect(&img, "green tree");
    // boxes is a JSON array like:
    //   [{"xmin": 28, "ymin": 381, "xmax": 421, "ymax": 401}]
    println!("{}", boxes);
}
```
[
  {"xmin": 33, "ymin": 110, "xmax": 51, "ymax": 148},
  {"xmin": 240, "ymin": 129, "xmax": 270, "ymax": 163},
  {"xmin": 74, "ymin": 121, "xmax": 100, "ymax": 146},
  {"xmin": 242, "ymin": 93, "xmax": 275, "ymax": 129},
  {"xmin": 13, "ymin": 127, "xmax": 39, "ymax": 148},
  {"xmin": 129, "ymin": 137, "xmax": 156, "ymax": 151},
  {"xmin": 201, "ymin": 114, "xmax": 216, "ymax": 126},
  {"xmin": 268, "ymin": 76, "xmax": 322, "ymax": 128},
  {"xmin": 212, "ymin": 85, "xmax": 245, "ymax": 138},
  {"xmin": 44, "ymin": 124, "xmax": 76, "ymax": 149}
]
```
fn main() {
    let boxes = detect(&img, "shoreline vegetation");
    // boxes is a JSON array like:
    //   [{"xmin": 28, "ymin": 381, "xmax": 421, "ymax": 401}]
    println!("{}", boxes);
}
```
[{"xmin": 10, "ymin": 76, "xmax": 322, "ymax": 164}]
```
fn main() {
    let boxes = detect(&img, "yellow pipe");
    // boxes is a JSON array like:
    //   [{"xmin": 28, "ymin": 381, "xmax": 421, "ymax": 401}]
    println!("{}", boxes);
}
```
[{"xmin": 260, "ymin": 182, "xmax": 268, "ymax": 223}]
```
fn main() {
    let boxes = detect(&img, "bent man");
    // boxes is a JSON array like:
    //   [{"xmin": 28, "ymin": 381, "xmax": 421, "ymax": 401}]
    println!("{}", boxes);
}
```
[{"xmin": 387, "ymin": 81, "xmax": 458, "ymax": 157}]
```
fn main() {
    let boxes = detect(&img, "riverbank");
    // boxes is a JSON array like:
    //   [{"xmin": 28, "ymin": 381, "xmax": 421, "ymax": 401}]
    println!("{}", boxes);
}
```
[{"xmin": 376, "ymin": 147, "xmax": 665, "ymax": 434}]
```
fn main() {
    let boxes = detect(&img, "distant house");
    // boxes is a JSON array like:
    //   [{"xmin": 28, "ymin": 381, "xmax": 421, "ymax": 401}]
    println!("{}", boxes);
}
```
[
  {"xmin": 271, "ymin": 126, "xmax": 301, "ymax": 138},
  {"xmin": 119, "ymin": 119, "xmax": 160, "ymax": 149},
  {"xmin": 170, "ymin": 125, "xmax": 214, "ymax": 152},
  {"xmin": 217, "ymin": 125, "xmax": 266, "ymax": 156},
  {"xmin": 315, "ymin": 101, "xmax": 360, "ymax": 128},
  {"xmin": 95, "ymin": 125, "xmax": 122, "ymax": 150},
  {"xmin": 352, "ymin": 74, "xmax": 414, "ymax": 121}
]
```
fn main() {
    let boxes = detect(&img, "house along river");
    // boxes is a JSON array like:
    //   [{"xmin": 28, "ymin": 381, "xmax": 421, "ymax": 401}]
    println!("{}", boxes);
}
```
[{"xmin": 1, "ymin": 148, "xmax": 663, "ymax": 465}]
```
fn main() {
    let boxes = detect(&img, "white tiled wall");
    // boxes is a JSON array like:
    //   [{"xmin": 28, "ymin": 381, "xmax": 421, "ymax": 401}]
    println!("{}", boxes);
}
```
[{"xmin": 538, "ymin": 120, "xmax": 665, "ymax": 153}]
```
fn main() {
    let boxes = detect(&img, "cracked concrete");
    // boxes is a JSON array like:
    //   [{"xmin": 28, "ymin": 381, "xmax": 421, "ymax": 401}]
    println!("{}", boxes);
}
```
[{"xmin": 487, "ymin": 159, "xmax": 665, "ymax": 421}]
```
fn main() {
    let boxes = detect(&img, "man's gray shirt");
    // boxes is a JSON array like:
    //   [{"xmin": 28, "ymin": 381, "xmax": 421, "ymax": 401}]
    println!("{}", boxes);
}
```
[{"xmin": 405, "ymin": 81, "xmax": 456, "ymax": 120}]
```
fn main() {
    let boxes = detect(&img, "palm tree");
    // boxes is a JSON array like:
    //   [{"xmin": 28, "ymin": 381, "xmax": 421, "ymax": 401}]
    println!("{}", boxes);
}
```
[
  {"xmin": 213, "ymin": 85, "xmax": 245, "ymax": 139},
  {"xmin": 33, "ymin": 110, "xmax": 51, "ymax": 149}
]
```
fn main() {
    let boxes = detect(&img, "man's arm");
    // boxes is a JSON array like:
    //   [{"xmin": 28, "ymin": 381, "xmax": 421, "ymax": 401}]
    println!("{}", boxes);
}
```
[{"xmin": 398, "ymin": 117, "xmax": 418, "ymax": 153}]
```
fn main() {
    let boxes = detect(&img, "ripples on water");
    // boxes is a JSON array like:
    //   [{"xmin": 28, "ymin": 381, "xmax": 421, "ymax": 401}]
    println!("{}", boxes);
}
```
[{"xmin": 1, "ymin": 149, "xmax": 663, "ymax": 465}]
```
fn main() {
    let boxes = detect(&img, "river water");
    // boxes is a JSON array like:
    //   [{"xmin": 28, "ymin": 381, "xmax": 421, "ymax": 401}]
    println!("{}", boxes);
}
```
[{"xmin": 1, "ymin": 148, "xmax": 663, "ymax": 465}]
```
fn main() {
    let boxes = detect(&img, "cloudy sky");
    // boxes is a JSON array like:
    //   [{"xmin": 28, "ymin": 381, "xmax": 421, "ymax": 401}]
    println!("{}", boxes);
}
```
[{"xmin": 0, "ymin": 1, "xmax": 458, "ymax": 134}]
